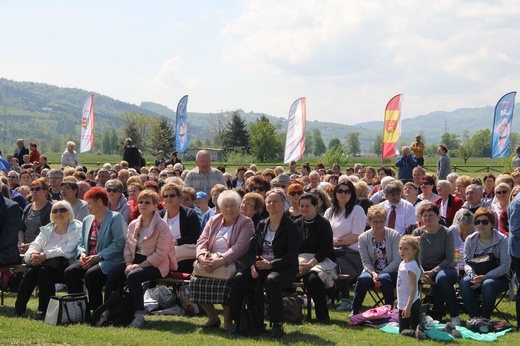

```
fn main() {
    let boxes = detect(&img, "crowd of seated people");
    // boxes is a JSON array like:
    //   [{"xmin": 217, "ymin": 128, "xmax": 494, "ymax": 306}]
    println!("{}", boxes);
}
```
[{"xmin": 1, "ymin": 142, "xmax": 519, "ymax": 339}]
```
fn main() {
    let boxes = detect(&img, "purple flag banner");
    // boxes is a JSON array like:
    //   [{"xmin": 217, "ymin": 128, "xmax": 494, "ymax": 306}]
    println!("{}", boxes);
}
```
[
  {"xmin": 175, "ymin": 95, "xmax": 189, "ymax": 153},
  {"xmin": 491, "ymin": 91, "xmax": 516, "ymax": 158}
]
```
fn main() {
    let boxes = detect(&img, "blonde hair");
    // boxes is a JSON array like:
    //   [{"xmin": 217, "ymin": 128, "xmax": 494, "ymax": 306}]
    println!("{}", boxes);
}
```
[{"xmin": 399, "ymin": 235, "xmax": 421, "ymax": 265}]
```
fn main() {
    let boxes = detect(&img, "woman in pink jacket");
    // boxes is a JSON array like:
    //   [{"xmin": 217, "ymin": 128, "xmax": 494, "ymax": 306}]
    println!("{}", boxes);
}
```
[{"xmin": 103, "ymin": 190, "xmax": 176, "ymax": 328}]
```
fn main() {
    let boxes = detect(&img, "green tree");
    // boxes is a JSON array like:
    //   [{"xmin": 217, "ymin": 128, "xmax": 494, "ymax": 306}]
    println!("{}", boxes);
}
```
[
  {"xmin": 190, "ymin": 137, "xmax": 203, "ymax": 149},
  {"xmin": 440, "ymin": 132, "xmax": 460, "ymax": 151},
  {"xmin": 249, "ymin": 115, "xmax": 283, "ymax": 162},
  {"xmin": 118, "ymin": 110, "xmax": 158, "ymax": 155},
  {"xmin": 312, "ymin": 129, "xmax": 326, "ymax": 157},
  {"xmin": 328, "ymin": 137, "xmax": 341, "ymax": 150},
  {"xmin": 471, "ymin": 129, "xmax": 492, "ymax": 157},
  {"xmin": 150, "ymin": 116, "xmax": 175, "ymax": 154},
  {"xmin": 324, "ymin": 144, "xmax": 348, "ymax": 165},
  {"xmin": 457, "ymin": 130, "xmax": 474, "ymax": 164},
  {"xmin": 305, "ymin": 131, "xmax": 314, "ymax": 157},
  {"xmin": 101, "ymin": 127, "xmax": 119, "ymax": 155},
  {"xmin": 510, "ymin": 132, "xmax": 520, "ymax": 152},
  {"xmin": 208, "ymin": 111, "xmax": 227, "ymax": 147},
  {"xmin": 373, "ymin": 134, "xmax": 383, "ymax": 157},
  {"xmin": 346, "ymin": 132, "xmax": 361, "ymax": 156},
  {"xmin": 222, "ymin": 111, "xmax": 250, "ymax": 155}
]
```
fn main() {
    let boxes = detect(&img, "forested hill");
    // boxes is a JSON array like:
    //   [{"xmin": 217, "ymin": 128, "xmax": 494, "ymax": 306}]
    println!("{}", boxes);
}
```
[{"xmin": 0, "ymin": 78, "xmax": 515, "ymax": 155}]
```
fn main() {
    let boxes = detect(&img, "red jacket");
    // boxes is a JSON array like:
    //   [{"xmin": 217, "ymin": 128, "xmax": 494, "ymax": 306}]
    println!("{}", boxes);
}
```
[{"xmin": 434, "ymin": 195, "xmax": 464, "ymax": 226}]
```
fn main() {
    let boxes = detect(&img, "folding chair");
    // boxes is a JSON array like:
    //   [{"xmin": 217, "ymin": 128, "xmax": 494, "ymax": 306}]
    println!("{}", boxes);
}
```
[
  {"xmin": 493, "ymin": 282, "xmax": 515, "ymax": 327},
  {"xmin": 367, "ymin": 288, "xmax": 385, "ymax": 308}
]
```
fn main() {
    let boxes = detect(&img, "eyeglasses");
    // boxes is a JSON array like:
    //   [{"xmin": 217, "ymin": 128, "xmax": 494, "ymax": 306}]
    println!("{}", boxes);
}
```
[
  {"xmin": 474, "ymin": 219, "xmax": 490, "ymax": 225},
  {"xmin": 420, "ymin": 182, "xmax": 432, "ymax": 186},
  {"xmin": 241, "ymin": 203, "xmax": 255, "ymax": 208},
  {"xmin": 49, "ymin": 176, "xmax": 62, "ymax": 180},
  {"xmin": 60, "ymin": 186, "xmax": 72, "ymax": 190},
  {"xmin": 289, "ymin": 190, "xmax": 303, "ymax": 196},
  {"xmin": 30, "ymin": 186, "xmax": 43, "ymax": 192},
  {"xmin": 7, "ymin": 176, "xmax": 16, "ymax": 179},
  {"xmin": 278, "ymin": 185, "xmax": 288, "ymax": 189},
  {"xmin": 251, "ymin": 186, "xmax": 266, "ymax": 192},
  {"xmin": 336, "ymin": 189, "xmax": 351, "ymax": 195},
  {"xmin": 496, "ymin": 190, "xmax": 508, "ymax": 195},
  {"xmin": 138, "ymin": 200, "xmax": 153, "ymax": 205},
  {"xmin": 160, "ymin": 174, "xmax": 167, "ymax": 178},
  {"xmin": 182, "ymin": 197, "xmax": 192, "ymax": 201},
  {"xmin": 106, "ymin": 188, "xmax": 120, "ymax": 193},
  {"xmin": 51, "ymin": 208, "xmax": 68, "ymax": 214},
  {"xmin": 163, "ymin": 193, "xmax": 177, "ymax": 199}
]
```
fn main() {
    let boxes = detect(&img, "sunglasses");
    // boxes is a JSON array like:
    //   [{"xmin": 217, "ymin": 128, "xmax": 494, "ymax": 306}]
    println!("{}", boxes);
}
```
[
  {"xmin": 106, "ymin": 188, "xmax": 121, "ymax": 193},
  {"xmin": 420, "ymin": 182, "xmax": 432, "ymax": 186},
  {"xmin": 138, "ymin": 200, "xmax": 153, "ymax": 205},
  {"xmin": 496, "ymin": 190, "xmax": 508, "ymax": 195},
  {"xmin": 336, "ymin": 188, "xmax": 351, "ymax": 195},
  {"xmin": 289, "ymin": 190, "xmax": 304, "ymax": 196},
  {"xmin": 251, "ymin": 186, "xmax": 266, "ymax": 192},
  {"xmin": 474, "ymin": 219, "xmax": 490, "ymax": 225},
  {"xmin": 30, "ymin": 186, "xmax": 43, "ymax": 192},
  {"xmin": 278, "ymin": 185, "xmax": 288, "ymax": 189},
  {"xmin": 51, "ymin": 208, "xmax": 68, "ymax": 214},
  {"xmin": 163, "ymin": 193, "xmax": 178, "ymax": 199}
]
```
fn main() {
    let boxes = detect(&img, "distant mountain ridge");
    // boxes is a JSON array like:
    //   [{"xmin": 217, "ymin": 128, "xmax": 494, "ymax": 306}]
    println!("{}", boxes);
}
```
[{"xmin": 0, "ymin": 78, "xmax": 515, "ymax": 153}]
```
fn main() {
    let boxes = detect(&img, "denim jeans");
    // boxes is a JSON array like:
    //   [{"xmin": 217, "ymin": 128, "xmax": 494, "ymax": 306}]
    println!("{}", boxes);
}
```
[
  {"xmin": 430, "ymin": 267, "xmax": 459, "ymax": 317},
  {"xmin": 352, "ymin": 271, "xmax": 397, "ymax": 313},
  {"xmin": 459, "ymin": 275, "xmax": 509, "ymax": 318}
]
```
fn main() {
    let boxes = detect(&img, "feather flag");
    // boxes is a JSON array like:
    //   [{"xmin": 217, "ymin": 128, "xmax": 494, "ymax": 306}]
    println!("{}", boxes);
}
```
[
  {"xmin": 284, "ymin": 97, "xmax": 306, "ymax": 164},
  {"xmin": 175, "ymin": 95, "xmax": 189, "ymax": 153},
  {"xmin": 382, "ymin": 94, "xmax": 402, "ymax": 159},
  {"xmin": 80, "ymin": 94, "xmax": 94, "ymax": 153},
  {"xmin": 491, "ymin": 91, "xmax": 516, "ymax": 158}
]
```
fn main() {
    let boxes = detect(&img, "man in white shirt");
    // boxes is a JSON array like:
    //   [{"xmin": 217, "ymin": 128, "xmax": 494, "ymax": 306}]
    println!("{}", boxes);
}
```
[{"xmin": 379, "ymin": 181, "xmax": 416, "ymax": 235}]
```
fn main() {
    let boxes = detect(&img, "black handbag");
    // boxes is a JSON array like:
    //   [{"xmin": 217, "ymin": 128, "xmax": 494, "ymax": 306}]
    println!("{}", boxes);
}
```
[
  {"xmin": 466, "ymin": 253, "xmax": 499, "ymax": 276},
  {"xmin": 239, "ymin": 296, "xmax": 262, "ymax": 336}
]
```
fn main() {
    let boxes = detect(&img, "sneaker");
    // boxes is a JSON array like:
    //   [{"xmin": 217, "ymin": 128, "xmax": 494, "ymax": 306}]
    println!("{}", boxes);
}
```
[
  {"xmin": 450, "ymin": 316, "xmax": 461, "ymax": 326},
  {"xmin": 337, "ymin": 298, "xmax": 352, "ymax": 311},
  {"xmin": 128, "ymin": 317, "xmax": 144, "ymax": 329},
  {"xmin": 270, "ymin": 323, "xmax": 284, "ymax": 339},
  {"xmin": 444, "ymin": 322, "xmax": 462, "ymax": 338},
  {"xmin": 415, "ymin": 325, "xmax": 427, "ymax": 340},
  {"xmin": 96, "ymin": 313, "xmax": 108, "ymax": 327}
]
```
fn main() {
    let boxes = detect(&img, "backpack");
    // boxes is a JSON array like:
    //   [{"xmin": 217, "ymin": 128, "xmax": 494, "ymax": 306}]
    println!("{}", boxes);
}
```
[
  {"xmin": 91, "ymin": 287, "xmax": 134, "ymax": 327},
  {"xmin": 282, "ymin": 293, "xmax": 304, "ymax": 324}
]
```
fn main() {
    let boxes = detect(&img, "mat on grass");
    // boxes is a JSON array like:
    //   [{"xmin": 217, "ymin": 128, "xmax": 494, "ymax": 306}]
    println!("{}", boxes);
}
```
[{"xmin": 379, "ymin": 322, "xmax": 511, "ymax": 341}]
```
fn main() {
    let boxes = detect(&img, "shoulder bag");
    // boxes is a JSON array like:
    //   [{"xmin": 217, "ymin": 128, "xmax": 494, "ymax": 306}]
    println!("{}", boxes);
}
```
[{"xmin": 45, "ymin": 293, "xmax": 87, "ymax": 325}]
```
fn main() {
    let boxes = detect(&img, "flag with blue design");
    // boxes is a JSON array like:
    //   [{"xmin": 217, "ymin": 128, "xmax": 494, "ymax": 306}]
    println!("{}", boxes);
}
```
[
  {"xmin": 491, "ymin": 91, "xmax": 516, "ymax": 158},
  {"xmin": 175, "ymin": 95, "xmax": 189, "ymax": 153}
]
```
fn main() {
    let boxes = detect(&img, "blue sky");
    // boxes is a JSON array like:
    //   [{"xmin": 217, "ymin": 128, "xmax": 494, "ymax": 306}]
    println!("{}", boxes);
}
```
[{"xmin": 1, "ymin": 0, "xmax": 519, "ymax": 125}]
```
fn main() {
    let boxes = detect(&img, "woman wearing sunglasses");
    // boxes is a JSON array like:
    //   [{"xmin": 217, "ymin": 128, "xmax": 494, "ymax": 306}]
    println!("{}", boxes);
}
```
[
  {"xmin": 105, "ymin": 179, "xmax": 131, "ymax": 224},
  {"xmin": 459, "ymin": 208, "xmax": 511, "ymax": 320},
  {"xmin": 285, "ymin": 183, "xmax": 304, "ymax": 219},
  {"xmin": 104, "ymin": 190, "xmax": 176, "ymax": 328},
  {"xmin": 159, "ymin": 183, "xmax": 201, "ymax": 273},
  {"xmin": 13, "ymin": 201, "xmax": 81, "ymax": 319},
  {"xmin": 324, "ymin": 180, "xmax": 366, "ymax": 312},
  {"xmin": 19, "ymin": 177, "xmax": 53, "ymax": 254},
  {"xmin": 491, "ymin": 183, "xmax": 511, "ymax": 227}
]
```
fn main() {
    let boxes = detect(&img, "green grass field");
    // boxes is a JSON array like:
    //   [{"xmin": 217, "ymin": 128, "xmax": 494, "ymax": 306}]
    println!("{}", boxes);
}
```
[{"xmin": 0, "ymin": 288, "xmax": 517, "ymax": 345}]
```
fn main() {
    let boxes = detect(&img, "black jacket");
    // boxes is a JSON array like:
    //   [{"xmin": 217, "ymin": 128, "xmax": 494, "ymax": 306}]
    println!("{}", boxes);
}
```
[
  {"xmin": 249, "ymin": 214, "xmax": 301, "ymax": 276},
  {"xmin": 0, "ymin": 197, "xmax": 22, "ymax": 265},
  {"xmin": 159, "ymin": 205, "xmax": 201, "ymax": 245}
]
